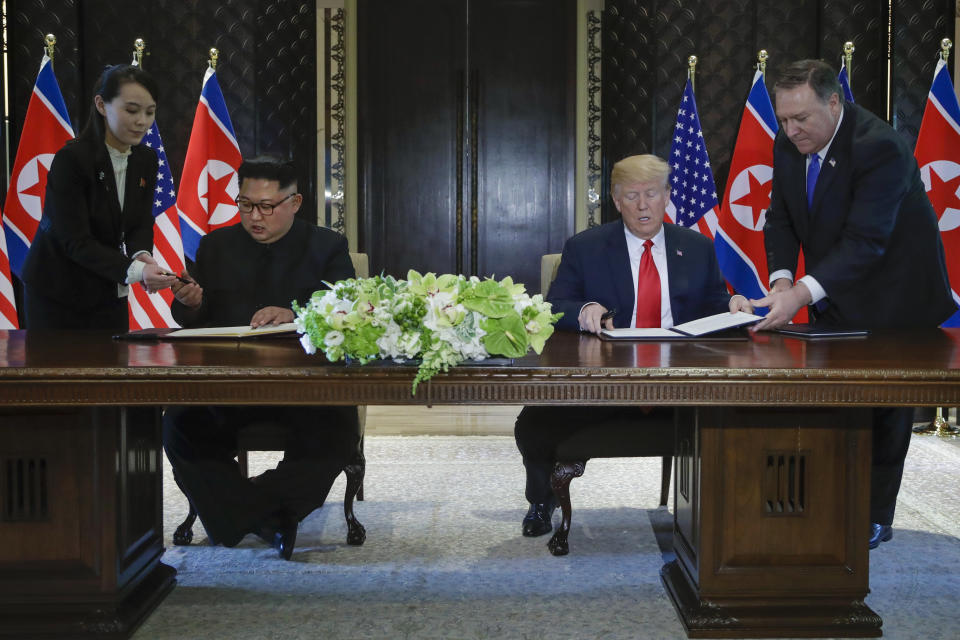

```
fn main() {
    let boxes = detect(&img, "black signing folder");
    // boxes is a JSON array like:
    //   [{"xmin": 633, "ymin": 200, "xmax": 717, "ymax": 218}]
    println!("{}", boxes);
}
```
[{"xmin": 774, "ymin": 324, "xmax": 869, "ymax": 339}]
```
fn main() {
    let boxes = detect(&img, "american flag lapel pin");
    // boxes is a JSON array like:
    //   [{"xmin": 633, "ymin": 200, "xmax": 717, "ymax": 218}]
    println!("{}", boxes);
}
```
[{"xmin": 139, "ymin": 177, "xmax": 147, "ymax": 188}]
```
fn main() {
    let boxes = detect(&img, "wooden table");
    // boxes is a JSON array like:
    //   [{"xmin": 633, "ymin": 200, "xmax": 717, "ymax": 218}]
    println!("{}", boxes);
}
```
[{"xmin": 2, "ymin": 328, "xmax": 959, "ymax": 638}]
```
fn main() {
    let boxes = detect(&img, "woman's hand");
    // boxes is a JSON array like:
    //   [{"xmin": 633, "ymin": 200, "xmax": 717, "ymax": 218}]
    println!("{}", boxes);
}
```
[{"xmin": 141, "ymin": 263, "xmax": 178, "ymax": 294}]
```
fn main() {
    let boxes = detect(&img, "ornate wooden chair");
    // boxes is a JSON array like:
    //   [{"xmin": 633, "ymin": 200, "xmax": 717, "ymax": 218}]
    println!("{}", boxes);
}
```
[
  {"xmin": 539, "ymin": 253, "xmax": 674, "ymax": 556},
  {"xmin": 172, "ymin": 252, "xmax": 369, "ymax": 548}
]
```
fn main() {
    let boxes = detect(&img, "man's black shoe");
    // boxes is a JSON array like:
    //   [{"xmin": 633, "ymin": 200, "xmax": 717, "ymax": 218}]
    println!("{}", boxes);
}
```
[
  {"xmin": 256, "ymin": 510, "xmax": 298, "ymax": 560},
  {"xmin": 522, "ymin": 501, "xmax": 557, "ymax": 537},
  {"xmin": 868, "ymin": 523, "xmax": 893, "ymax": 550},
  {"xmin": 273, "ymin": 510, "xmax": 298, "ymax": 560}
]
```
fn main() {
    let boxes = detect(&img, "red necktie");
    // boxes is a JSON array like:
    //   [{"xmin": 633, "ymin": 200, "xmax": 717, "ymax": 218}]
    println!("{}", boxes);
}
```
[{"xmin": 635, "ymin": 239, "xmax": 661, "ymax": 328}]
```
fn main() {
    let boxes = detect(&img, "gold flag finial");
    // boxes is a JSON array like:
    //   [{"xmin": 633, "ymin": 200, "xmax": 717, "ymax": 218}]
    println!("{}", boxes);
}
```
[
  {"xmin": 843, "ymin": 41, "xmax": 855, "ymax": 88},
  {"xmin": 941, "ymin": 38, "xmax": 953, "ymax": 65},
  {"xmin": 44, "ymin": 34, "xmax": 56, "ymax": 62},
  {"xmin": 757, "ymin": 50, "xmax": 768, "ymax": 76},
  {"xmin": 687, "ymin": 55, "xmax": 698, "ymax": 92},
  {"xmin": 133, "ymin": 38, "xmax": 145, "ymax": 68},
  {"xmin": 209, "ymin": 48, "xmax": 219, "ymax": 71}
]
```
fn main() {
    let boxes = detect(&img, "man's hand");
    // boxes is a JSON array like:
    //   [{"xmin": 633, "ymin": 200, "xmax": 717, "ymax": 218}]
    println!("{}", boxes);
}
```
[
  {"xmin": 172, "ymin": 268, "xmax": 202, "ymax": 308},
  {"xmin": 728, "ymin": 294, "xmax": 754, "ymax": 314},
  {"xmin": 250, "ymin": 306, "xmax": 295, "ymax": 328},
  {"xmin": 750, "ymin": 281, "xmax": 812, "ymax": 331},
  {"xmin": 578, "ymin": 303, "xmax": 614, "ymax": 335}
]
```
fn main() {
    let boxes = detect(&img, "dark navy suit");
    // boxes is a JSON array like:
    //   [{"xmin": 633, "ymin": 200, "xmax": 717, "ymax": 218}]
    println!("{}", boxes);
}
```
[
  {"xmin": 515, "ymin": 220, "xmax": 731, "ymax": 504},
  {"xmin": 764, "ymin": 101, "xmax": 957, "ymax": 525}
]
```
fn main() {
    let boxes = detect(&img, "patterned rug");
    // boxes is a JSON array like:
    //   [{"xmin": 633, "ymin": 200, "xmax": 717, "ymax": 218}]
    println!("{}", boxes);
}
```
[{"xmin": 136, "ymin": 435, "xmax": 960, "ymax": 639}]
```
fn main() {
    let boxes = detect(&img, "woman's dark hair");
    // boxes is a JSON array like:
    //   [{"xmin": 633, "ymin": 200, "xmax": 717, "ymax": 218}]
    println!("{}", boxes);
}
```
[{"xmin": 78, "ymin": 64, "xmax": 159, "ymax": 143}]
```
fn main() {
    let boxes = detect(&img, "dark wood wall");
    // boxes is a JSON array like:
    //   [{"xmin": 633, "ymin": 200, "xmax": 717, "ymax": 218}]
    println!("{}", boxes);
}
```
[
  {"xmin": 2, "ymin": 0, "xmax": 320, "ymax": 220},
  {"xmin": 1, "ymin": 0, "xmax": 955, "ymax": 229},
  {"xmin": 602, "ymin": 0, "xmax": 956, "ymax": 222}
]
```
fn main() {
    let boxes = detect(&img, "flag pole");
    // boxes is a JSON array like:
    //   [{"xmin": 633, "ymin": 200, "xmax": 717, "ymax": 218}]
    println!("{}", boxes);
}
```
[
  {"xmin": 133, "ymin": 38, "xmax": 145, "ymax": 68},
  {"xmin": 941, "ymin": 37, "xmax": 952, "ymax": 65},
  {"xmin": 209, "ymin": 47, "xmax": 219, "ymax": 71},
  {"xmin": 687, "ymin": 55, "xmax": 697, "ymax": 93},
  {"xmin": 757, "ymin": 49, "xmax": 768, "ymax": 77},
  {"xmin": 843, "ymin": 41, "xmax": 854, "ymax": 89}
]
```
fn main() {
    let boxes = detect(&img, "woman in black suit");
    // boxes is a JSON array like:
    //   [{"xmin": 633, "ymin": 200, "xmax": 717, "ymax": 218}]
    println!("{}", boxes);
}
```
[{"xmin": 21, "ymin": 64, "xmax": 177, "ymax": 329}]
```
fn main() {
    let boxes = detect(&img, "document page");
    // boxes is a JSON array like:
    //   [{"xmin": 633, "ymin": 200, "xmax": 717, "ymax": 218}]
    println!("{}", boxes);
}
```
[
  {"xmin": 600, "ymin": 327, "xmax": 684, "ymax": 340},
  {"xmin": 165, "ymin": 322, "xmax": 299, "ymax": 339},
  {"xmin": 672, "ymin": 311, "xmax": 763, "ymax": 336}
]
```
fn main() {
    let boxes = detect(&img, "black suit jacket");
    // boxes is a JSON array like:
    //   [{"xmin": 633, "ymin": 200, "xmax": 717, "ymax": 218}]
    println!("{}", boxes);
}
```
[
  {"xmin": 764, "ymin": 101, "xmax": 956, "ymax": 328},
  {"xmin": 172, "ymin": 217, "xmax": 355, "ymax": 328},
  {"xmin": 548, "ymin": 221, "xmax": 730, "ymax": 331},
  {"xmin": 22, "ymin": 137, "xmax": 158, "ymax": 313}
]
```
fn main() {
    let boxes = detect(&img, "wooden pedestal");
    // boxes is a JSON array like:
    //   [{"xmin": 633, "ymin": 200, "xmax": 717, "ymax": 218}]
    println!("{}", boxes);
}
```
[
  {"xmin": 0, "ymin": 407, "xmax": 175, "ymax": 638},
  {"xmin": 662, "ymin": 406, "xmax": 880, "ymax": 638}
]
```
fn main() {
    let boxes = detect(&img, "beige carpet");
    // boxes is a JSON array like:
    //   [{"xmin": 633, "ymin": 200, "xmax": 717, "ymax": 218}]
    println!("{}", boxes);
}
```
[{"xmin": 135, "ymin": 434, "xmax": 960, "ymax": 639}]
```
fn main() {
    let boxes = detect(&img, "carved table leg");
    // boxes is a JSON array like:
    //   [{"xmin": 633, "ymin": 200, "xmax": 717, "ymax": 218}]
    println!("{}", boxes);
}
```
[
  {"xmin": 173, "ymin": 503, "xmax": 198, "ymax": 546},
  {"xmin": 547, "ymin": 460, "xmax": 585, "ymax": 556},
  {"xmin": 343, "ymin": 452, "xmax": 366, "ymax": 546}
]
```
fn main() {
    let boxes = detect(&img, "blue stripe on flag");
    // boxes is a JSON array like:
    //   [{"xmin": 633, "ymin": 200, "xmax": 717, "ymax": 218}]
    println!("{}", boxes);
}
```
[
  {"xmin": 181, "ymin": 224, "xmax": 202, "ymax": 263},
  {"xmin": 714, "ymin": 233, "xmax": 768, "ymax": 315},
  {"xmin": 201, "ymin": 72, "xmax": 237, "ymax": 138},
  {"xmin": 3, "ymin": 234, "xmax": 29, "ymax": 282},
  {"xmin": 747, "ymin": 76, "xmax": 778, "ymax": 134},
  {"xmin": 931, "ymin": 63, "xmax": 960, "ymax": 126},
  {"xmin": 35, "ymin": 59, "xmax": 72, "ymax": 126}
]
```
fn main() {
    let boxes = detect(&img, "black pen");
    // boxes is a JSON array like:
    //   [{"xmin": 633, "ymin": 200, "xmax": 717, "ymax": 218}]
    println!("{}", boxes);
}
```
[
  {"xmin": 160, "ymin": 271, "xmax": 193, "ymax": 285},
  {"xmin": 600, "ymin": 308, "xmax": 617, "ymax": 322}
]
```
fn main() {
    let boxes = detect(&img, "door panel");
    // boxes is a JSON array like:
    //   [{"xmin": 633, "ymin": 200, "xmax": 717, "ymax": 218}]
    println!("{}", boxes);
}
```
[{"xmin": 358, "ymin": 0, "xmax": 573, "ymax": 293}]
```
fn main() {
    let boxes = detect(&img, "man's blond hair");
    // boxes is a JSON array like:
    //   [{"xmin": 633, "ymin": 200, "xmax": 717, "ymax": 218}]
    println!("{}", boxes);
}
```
[{"xmin": 610, "ymin": 154, "xmax": 671, "ymax": 197}]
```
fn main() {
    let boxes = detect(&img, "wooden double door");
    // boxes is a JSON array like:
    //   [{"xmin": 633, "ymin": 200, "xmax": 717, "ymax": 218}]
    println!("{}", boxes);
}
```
[{"xmin": 358, "ymin": 0, "xmax": 575, "ymax": 293}]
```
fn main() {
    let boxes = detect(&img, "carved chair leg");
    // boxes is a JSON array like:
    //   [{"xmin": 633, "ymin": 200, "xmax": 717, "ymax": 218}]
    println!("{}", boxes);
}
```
[
  {"xmin": 343, "ymin": 452, "xmax": 367, "ymax": 546},
  {"xmin": 237, "ymin": 449, "xmax": 249, "ymax": 478},
  {"xmin": 357, "ymin": 434, "xmax": 365, "ymax": 501},
  {"xmin": 659, "ymin": 455, "xmax": 672, "ymax": 507},
  {"xmin": 547, "ymin": 460, "xmax": 585, "ymax": 556},
  {"xmin": 173, "ymin": 502, "xmax": 198, "ymax": 546}
]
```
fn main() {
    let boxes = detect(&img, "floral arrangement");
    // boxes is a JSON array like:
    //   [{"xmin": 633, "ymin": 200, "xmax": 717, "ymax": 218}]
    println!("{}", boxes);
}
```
[{"xmin": 293, "ymin": 271, "xmax": 563, "ymax": 393}]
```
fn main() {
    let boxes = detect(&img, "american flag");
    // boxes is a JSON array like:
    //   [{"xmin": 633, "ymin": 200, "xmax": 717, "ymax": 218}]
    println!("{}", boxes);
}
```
[
  {"xmin": 127, "ymin": 122, "xmax": 185, "ymax": 329},
  {"xmin": 666, "ymin": 79, "xmax": 719, "ymax": 238}
]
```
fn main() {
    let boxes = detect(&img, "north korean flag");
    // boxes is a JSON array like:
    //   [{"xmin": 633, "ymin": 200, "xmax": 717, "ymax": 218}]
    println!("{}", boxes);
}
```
[
  {"xmin": 915, "ymin": 57, "xmax": 960, "ymax": 326},
  {"xmin": 715, "ymin": 70, "xmax": 778, "ymax": 303},
  {"xmin": 176, "ymin": 67, "xmax": 242, "ymax": 261},
  {"xmin": 2, "ymin": 54, "xmax": 74, "ymax": 278}
]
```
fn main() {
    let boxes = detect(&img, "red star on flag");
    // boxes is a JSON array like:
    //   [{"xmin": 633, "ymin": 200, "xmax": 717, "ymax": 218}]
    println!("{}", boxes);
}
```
[
  {"xmin": 19, "ymin": 160, "xmax": 50, "ymax": 210},
  {"xmin": 731, "ymin": 171, "xmax": 772, "ymax": 227},
  {"xmin": 927, "ymin": 169, "xmax": 960, "ymax": 218},
  {"xmin": 201, "ymin": 170, "xmax": 236, "ymax": 212}
]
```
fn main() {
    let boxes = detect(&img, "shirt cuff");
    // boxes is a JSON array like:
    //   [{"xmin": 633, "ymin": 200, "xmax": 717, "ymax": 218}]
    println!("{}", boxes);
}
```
[
  {"xmin": 126, "ymin": 259, "xmax": 146, "ymax": 285},
  {"xmin": 768, "ymin": 269, "xmax": 794, "ymax": 287},
  {"xmin": 798, "ymin": 275, "xmax": 827, "ymax": 304}
]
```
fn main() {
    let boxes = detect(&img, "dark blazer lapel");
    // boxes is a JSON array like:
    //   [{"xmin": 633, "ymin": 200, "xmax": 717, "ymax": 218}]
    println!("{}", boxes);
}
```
[
  {"xmin": 776, "ymin": 138, "xmax": 810, "ymax": 241},
  {"xmin": 122, "ymin": 150, "xmax": 148, "ymax": 219},
  {"xmin": 810, "ymin": 102, "xmax": 853, "ymax": 213},
  {"xmin": 605, "ymin": 222, "xmax": 635, "ymax": 324},
  {"xmin": 94, "ymin": 147, "xmax": 123, "ymax": 231},
  {"xmin": 663, "ymin": 224, "xmax": 685, "ymax": 319}
]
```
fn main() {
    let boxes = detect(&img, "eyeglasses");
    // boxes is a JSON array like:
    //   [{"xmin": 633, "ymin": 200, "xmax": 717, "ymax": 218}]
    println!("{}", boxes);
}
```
[{"xmin": 235, "ymin": 193, "xmax": 296, "ymax": 215}]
